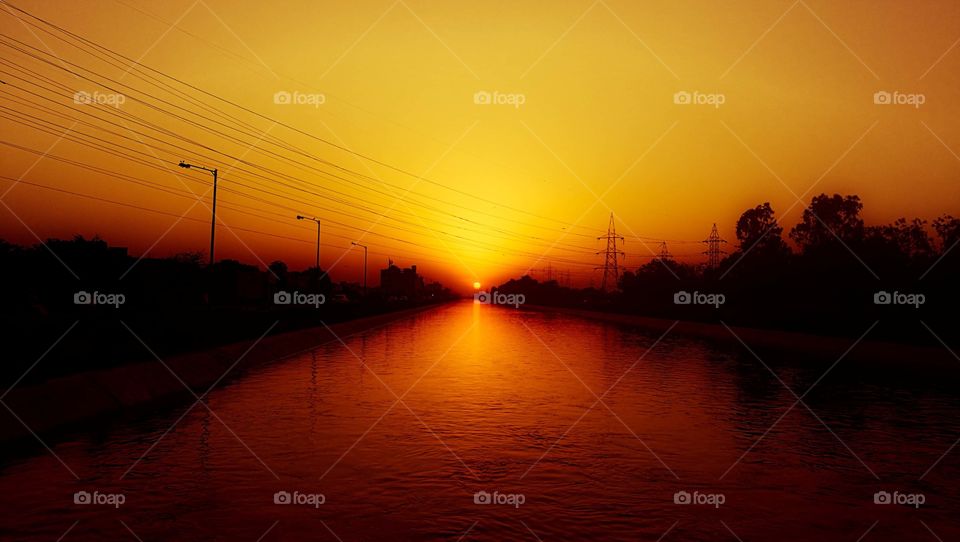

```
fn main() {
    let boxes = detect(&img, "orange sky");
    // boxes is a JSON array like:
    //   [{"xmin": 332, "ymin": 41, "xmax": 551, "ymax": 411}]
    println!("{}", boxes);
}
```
[{"xmin": 0, "ymin": 0, "xmax": 958, "ymax": 291}]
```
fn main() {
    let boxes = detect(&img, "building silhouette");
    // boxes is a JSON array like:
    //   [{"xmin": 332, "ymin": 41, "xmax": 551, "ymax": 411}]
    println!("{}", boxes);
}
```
[{"xmin": 380, "ymin": 259, "xmax": 423, "ymax": 300}]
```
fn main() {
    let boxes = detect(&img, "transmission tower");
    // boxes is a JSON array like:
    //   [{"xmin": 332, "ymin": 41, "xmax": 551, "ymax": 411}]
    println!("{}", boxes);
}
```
[
  {"xmin": 596, "ymin": 212, "xmax": 625, "ymax": 291},
  {"xmin": 658, "ymin": 241, "xmax": 672, "ymax": 260},
  {"xmin": 702, "ymin": 223, "xmax": 727, "ymax": 268}
]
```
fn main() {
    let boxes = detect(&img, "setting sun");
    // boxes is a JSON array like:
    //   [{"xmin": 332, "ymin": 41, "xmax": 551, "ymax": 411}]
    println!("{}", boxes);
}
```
[{"xmin": 472, "ymin": 281, "xmax": 481, "ymax": 290}]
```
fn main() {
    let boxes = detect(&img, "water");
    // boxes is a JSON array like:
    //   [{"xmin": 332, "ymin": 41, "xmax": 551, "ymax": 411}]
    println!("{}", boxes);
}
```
[{"xmin": 1, "ymin": 302, "xmax": 958, "ymax": 540}]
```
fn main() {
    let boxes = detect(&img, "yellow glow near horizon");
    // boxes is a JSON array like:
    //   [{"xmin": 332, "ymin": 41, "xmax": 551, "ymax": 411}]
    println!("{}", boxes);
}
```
[
  {"xmin": 473, "ymin": 281, "xmax": 482, "ymax": 290},
  {"xmin": 0, "ymin": 0, "xmax": 958, "ymax": 293}
]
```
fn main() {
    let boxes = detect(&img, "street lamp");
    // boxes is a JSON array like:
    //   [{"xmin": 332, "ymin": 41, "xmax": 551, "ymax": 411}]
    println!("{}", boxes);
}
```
[
  {"xmin": 351, "ymin": 241, "xmax": 368, "ymax": 295},
  {"xmin": 296, "ymin": 215, "xmax": 321, "ymax": 270},
  {"xmin": 179, "ymin": 160, "xmax": 218, "ymax": 266}
]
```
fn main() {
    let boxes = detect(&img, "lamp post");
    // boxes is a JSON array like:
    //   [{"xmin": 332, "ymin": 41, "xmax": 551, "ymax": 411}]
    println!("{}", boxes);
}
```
[
  {"xmin": 351, "ymin": 241, "xmax": 368, "ymax": 296},
  {"xmin": 179, "ymin": 161, "xmax": 218, "ymax": 266},
  {"xmin": 296, "ymin": 215, "xmax": 321, "ymax": 270}
]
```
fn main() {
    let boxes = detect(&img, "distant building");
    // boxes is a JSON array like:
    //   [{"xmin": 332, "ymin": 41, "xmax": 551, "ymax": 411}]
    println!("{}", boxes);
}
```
[{"xmin": 380, "ymin": 260, "xmax": 423, "ymax": 300}]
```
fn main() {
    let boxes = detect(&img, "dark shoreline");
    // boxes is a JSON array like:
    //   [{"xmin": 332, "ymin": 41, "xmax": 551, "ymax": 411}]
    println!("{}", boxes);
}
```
[{"xmin": 0, "ymin": 302, "xmax": 450, "ymax": 443}]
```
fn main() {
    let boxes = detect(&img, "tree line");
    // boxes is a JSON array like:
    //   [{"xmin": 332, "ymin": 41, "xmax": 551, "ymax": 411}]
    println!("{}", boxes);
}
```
[{"xmin": 498, "ymin": 193, "xmax": 959, "ymax": 345}]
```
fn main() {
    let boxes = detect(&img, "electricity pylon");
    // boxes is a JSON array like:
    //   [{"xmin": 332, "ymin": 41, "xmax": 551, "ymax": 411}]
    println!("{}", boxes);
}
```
[
  {"xmin": 596, "ymin": 212, "xmax": 625, "ymax": 291},
  {"xmin": 658, "ymin": 241, "xmax": 672, "ymax": 260},
  {"xmin": 702, "ymin": 223, "xmax": 727, "ymax": 268}
]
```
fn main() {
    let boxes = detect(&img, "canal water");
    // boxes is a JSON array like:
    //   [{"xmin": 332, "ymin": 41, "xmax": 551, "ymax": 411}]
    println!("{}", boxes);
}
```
[{"xmin": 0, "ymin": 302, "xmax": 957, "ymax": 540}]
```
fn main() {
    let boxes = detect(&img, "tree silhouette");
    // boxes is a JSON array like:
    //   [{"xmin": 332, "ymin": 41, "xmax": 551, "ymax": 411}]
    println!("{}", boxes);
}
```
[
  {"xmin": 735, "ymin": 202, "xmax": 788, "ymax": 255},
  {"xmin": 933, "ymin": 215, "xmax": 960, "ymax": 249},
  {"xmin": 865, "ymin": 218, "xmax": 934, "ymax": 263},
  {"xmin": 790, "ymin": 194, "xmax": 864, "ymax": 251},
  {"xmin": 494, "ymin": 192, "xmax": 955, "ymax": 346},
  {"xmin": 929, "ymin": 214, "xmax": 960, "ymax": 280}
]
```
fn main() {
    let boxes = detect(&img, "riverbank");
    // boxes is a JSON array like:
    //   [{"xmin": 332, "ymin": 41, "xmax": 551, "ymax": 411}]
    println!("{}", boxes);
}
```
[
  {"xmin": 0, "ymin": 302, "xmax": 448, "ymax": 443},
  {"xmin": 520, "ymin": 304, "xmax": 957, "ymax": 369}
]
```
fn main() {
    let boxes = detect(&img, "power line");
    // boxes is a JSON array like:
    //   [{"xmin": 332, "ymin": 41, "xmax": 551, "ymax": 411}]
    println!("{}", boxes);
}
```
[
  {"xmin": 0, "ymin": 0, "xmax": 607, "ymax": 235},
  {"xmin": 0, "ymin": 173, "xmax": 608, "ymax": 277},
  {"xmin": 0, "ymin": 77, "xmax": 605, "ymax": 261},
  {"xmin": 0, "ymin": 48, "xmax": 609, "ymax": 256},
  {"xmin": 0, "ymin": 1, "xmax": 708, "ymax": 276},
  {"xmin": 0, "ymin": 1, "xmax": 705, "ymax": 248}
]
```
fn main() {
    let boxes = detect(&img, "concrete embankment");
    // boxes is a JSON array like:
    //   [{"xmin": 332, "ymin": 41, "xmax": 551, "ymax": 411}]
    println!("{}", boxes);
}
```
[
  {"xmin": 0, "ymin": 304, "xmax": 446, "ymax": 443},
  {"xmin": 521, "ymin": 305, "xmax": 957, "ymax": 369}
]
